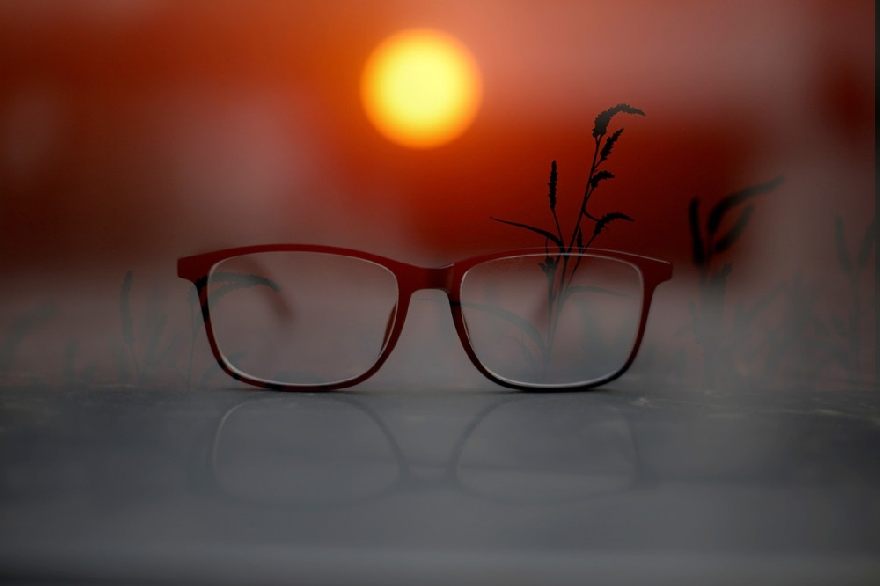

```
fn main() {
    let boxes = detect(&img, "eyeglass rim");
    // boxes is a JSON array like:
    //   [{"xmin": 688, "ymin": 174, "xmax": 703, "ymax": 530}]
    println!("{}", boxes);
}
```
[{"xmin": 178, "ymin": 244, "xmax": 673, "ymax": 392}]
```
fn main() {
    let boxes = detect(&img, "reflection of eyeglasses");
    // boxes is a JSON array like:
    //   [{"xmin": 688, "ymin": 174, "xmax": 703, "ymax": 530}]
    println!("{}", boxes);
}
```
[
  {"xmin": 177, "ymin": 245, "xmax": 672, "ymax": 391},
  {"xmin": 206, "ymin": 395, "xmax": 646, "ymax": 507}
]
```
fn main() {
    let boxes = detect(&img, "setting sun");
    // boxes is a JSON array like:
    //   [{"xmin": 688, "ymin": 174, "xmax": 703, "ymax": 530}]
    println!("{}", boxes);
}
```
[{"xmin": 361, "ymin": 29, "xmax": 482, "ymax": 149}]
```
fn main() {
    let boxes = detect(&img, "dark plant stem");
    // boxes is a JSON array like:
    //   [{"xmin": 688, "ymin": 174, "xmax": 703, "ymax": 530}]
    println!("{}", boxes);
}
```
[
  {"xmin": 543, "ymin": 133, "xmax": 614, "ymax": 357},
  {"xmin": 567, "ymin": 136, "xmax": 603, "ymax": 254},
  {"xmin": 492, "ymin": 104, "xmax": 644, "ymax": 369},
  {"xmin": 565, "ymin": 231, "xmax": 602, "ymax": 290}
]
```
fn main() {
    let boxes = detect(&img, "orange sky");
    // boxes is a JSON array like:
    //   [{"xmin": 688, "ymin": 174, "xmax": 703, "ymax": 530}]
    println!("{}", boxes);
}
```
[
  {"xmin": 0, "ymin": 1, "xmax": 873, "ymax": 268},
  {"xmin": 0, "ymin": 0, "xmax": 873, "ymax": 390}
]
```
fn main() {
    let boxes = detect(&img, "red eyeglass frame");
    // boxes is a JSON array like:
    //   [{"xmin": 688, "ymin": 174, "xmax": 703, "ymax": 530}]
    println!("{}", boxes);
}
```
[{"xmin": 178, "ymin": 245, "xmax": 673, "ymax": 392}]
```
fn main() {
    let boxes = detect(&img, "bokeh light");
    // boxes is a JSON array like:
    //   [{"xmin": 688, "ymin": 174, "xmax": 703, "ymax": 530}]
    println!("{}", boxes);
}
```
[{"xmin": 361, "ymin": 29, "xmax": 482, "ymax": 148}]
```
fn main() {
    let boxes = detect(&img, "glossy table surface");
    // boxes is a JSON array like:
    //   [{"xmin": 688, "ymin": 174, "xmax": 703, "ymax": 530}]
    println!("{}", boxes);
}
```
[{"xmin": 1, "ymin": 383, "xmax": 879, "ymax": 585}]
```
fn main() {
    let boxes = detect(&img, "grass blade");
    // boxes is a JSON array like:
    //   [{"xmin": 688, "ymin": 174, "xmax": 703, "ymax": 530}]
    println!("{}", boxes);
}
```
[
  {"xmin": 492, "ymin": 217, "xmax": 563, "ymax": 247},
  {"xmin": 459, "ymin": 301, "xmax": 548, "ymax": 360},
  {"xmin": 589, "ymin": 170, "xmax": 615, "ymax": 189},
  {"xmin": 600, "ymin": 129, "xmax": 624, "ymax": 162},
  {"xmin": 548, "ymin": 160, "xmax": 558, "ymax": 211},
  {"xmin": 712, "ymin": 205, "xmax": 755, "ymax": 254},
  {"xmin": 593, "ymin": 211, "xmax": 634, "ymax": 237},
  {"xmin": 707, "ymin": 176, "xmax": 783, "ymax": 236},
  {"xmin": 593, "ymin": 104, "xmax": 645, "ymax": 138}
]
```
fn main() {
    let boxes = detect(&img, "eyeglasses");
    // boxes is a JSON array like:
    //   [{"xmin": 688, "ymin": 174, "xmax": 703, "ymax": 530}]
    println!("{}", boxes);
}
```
[{"xmin": 177, "ymin": 245, "xmax": 672, "ymax": 391}]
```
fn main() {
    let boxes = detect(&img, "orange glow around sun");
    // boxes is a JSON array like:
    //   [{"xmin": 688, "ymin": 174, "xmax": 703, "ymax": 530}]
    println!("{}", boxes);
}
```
[{"xmin": 361, "ymin": 29, "xmax": 482, "ymax": 149}]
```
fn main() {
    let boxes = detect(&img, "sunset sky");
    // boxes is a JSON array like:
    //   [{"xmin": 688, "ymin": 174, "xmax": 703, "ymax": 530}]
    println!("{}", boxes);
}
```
[
  {"xmin": 0, "ymin": 1, "xmax": 871, "ymax": 263},
  {"xmin": 0, "ymin": 1, "xmax": 873, "ymax": 388}
]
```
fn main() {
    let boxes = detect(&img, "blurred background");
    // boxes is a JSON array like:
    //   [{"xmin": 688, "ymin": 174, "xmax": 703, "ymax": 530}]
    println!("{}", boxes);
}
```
[{"xmin": 0, "ymin": 0, "xmax": 874, "ymax": 392}]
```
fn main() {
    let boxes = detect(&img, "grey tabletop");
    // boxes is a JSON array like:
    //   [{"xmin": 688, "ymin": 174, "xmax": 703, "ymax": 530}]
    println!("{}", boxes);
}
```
[{"xmin": 1, "ymin": 384, "xmax": 879, "ymax": 585}]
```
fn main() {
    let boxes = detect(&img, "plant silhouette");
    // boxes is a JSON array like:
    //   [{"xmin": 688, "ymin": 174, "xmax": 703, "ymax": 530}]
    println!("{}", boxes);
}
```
[
  {"xmin": 493, "ymin": 103, "xmax": 645, "ymax": 352},
  {"xmin": 119, "ymin": 270, "xmax": 282, "ymax": 388},
  {"xmin": 687, "ymin": 177, "xmax": 784, "ymax": 388}
]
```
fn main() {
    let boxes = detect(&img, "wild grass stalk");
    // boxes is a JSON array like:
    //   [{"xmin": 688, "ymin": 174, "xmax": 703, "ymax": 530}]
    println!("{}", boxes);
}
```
[
  {"xmin": 687, "ymin": 177, "xmax": 783, "ymax": 388},
  {"xmin": 493, "ymin": 103, "xmax": 645, "ymax": 355},
  {"xmin": 117, "ymin": 269, "xmax": 284, "ymax": 388}
]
